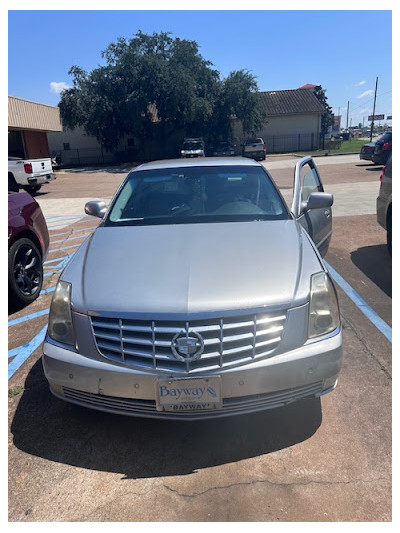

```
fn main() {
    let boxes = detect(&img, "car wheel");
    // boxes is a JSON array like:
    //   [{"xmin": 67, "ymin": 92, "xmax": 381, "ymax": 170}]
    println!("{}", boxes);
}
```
[
  {"xmin": 8, "ymin": 238, "xmax": 43, "ymax": 306},
  {"xmin": 387, "ymin": 206, "xmax": 392, "ymax": 256},
  {"xmin": 23, "ymin": 185, "xmax": 42, "ymax": 195},
  {"xmin": 8, "ymin": 174, "xmax": 19, "ymax": 192}
]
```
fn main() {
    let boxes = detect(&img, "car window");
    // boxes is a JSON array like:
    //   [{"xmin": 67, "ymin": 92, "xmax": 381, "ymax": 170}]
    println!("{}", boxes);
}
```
[
  {"xmin": 106, "ymin": 166, "xmax": 289, "ymax": 226},
  {"xmin": 385, "ymin": 156, "xmax": 392, "ymax": 178},
  {"xmin": 300, "ymin": 163, "xmax": 323, "ymax": 202},
  {"xmin": 379, "ymin": 133, "xmax": 392, "ymax": 142},
  {"xmin": 183, "ymin": 142, "xmax": 203, "ymax": 150},
  {"xmin": 245, "ymin": 139, "xmax": 263, "ymax": 145}
]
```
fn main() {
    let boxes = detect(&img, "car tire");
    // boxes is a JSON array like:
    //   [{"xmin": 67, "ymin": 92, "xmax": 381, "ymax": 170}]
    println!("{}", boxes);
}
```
[
  {"xmin": 23, "ymin": 185, "xmax": 42, "ymax": 195},
  {"xmin": 387, "ymin": 206, "xmax": 392, "ymax": 256},
  {"xmin": 8, "ymin": 174, "xmax": 19, "ymax": 192},
  {"xmin": 8, "ymin": 238, "xmax": 43, "ymax": 306}
]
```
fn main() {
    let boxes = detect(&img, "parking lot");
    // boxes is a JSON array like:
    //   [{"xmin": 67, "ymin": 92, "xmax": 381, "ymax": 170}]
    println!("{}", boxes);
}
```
[{"xmin": 8, "ymin": 153, "xmax": 391, "ymax": 521}]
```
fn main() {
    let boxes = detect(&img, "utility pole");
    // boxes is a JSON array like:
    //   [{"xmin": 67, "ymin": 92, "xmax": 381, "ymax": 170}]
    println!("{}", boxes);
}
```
[
  {"xmin": 370, "ymin": 76, "xmax": 378, "ymax": 142},
  {"xmin": 346, "ymin": 101, "xmax": 349, "ymax": 131}
]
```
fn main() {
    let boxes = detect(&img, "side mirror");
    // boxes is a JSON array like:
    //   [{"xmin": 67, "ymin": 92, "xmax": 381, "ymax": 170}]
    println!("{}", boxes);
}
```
[
  {"xmin": 85, "ymin": 200, "xmax": 107, "ymax": 218},
  {"xmin": 301, "ymin": 192, "xmax": 333, "ymax": 213}
]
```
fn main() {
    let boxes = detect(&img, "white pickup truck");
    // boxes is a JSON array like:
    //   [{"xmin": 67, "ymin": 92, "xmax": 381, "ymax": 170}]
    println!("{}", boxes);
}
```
[
  {"xmin": 242, "ymin": 138, "xmax": 266, "ymax": 161},
  {"xmin": 8, "ymin": 156, "xmax": 55, "ymax": 194}
]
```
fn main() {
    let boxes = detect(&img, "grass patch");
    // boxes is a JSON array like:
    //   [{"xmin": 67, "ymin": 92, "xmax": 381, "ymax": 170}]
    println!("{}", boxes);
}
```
[
  {"xmin": 8, "ymin": 385, "xmax": 24, "ymax": 398},
  {"xmin": 295, "ymin": 138, "xmax": 367, "ymax": 157}
]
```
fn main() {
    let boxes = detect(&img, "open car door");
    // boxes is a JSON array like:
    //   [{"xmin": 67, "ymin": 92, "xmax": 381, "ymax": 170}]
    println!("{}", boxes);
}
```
[{"xmin": 291, "ymin": 156, "xmax": 333, "ymax": 257}]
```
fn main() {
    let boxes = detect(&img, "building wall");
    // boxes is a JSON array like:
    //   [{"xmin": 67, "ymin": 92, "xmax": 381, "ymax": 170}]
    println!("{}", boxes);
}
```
[{"xmin": 232, "ymin": 113, "xmax": 321, "ymax": 152}]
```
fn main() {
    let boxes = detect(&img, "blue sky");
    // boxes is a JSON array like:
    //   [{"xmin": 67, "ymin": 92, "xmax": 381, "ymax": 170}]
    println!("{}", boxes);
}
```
[{"xmin": 8, "ymin": 8, "xmax": 393, "ymax": 128}]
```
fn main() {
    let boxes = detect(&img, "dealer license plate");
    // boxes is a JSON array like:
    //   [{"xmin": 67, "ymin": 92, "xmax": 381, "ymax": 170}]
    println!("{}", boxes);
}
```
[{"xmin": 155, "ymin": 376, "xmax": 222, "ymax": 412}]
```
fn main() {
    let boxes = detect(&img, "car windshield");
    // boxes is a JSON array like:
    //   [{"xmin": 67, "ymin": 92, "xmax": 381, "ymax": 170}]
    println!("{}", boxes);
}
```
[
  {"xmin": 217, "ymin": 142, "xmax": 232, "ymax": 149},
  {"xmin": 245, "ymin": 139, "xmax": 262, "ymax": 145},
  {"xmin": 379, "ymin": 133, "xmax": 392, "ymax": 142},
  {"xmin": 105, "ymin": 165, "xmax": 289, "ymax": 227},
  {"xmin": 182, "ymin": 142, "xmax": 203, "ymax": 150}
]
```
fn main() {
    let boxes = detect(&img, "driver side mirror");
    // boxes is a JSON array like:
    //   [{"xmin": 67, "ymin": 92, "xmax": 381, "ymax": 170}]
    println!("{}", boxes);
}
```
[
  {"xmin": 85, "ymin": 200, "xmax": 107, "ymax": 218},
  {"xmin": 300, "ymin": 192, "xmax": 333, "ymax": 214}
]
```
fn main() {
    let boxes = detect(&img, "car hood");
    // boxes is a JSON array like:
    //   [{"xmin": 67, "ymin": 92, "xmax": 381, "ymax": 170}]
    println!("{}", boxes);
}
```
[{"xmin": 65, "ymin": 221, "xmax": 321, "ymax": 315}]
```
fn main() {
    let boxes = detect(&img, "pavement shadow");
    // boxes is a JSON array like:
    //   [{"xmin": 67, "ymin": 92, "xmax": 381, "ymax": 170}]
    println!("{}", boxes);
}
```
[
  {"xmin": 11, "ymin": 360, "xmax": 322, "ymax": 479},
  {"xmin": 350, "ymin": 244, "xmax": 392, "ymax": 297},
  {"xmin": 62, "ymin": 166, "xmax": 132, "ymax": 175}
]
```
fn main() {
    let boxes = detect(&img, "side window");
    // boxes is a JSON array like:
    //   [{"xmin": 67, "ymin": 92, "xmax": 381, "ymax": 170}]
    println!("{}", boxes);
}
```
[{"xmin": 301, "ymin": 164, "xmax": 323, "ymax": 202}]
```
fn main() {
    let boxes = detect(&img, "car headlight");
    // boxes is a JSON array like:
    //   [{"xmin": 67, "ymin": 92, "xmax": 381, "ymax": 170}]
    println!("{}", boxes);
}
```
[
  {"xmin": 308, "ymin": 272, "xmax": 340, "ymax": 339},
  {"xmin": 48, "ymin": 281, "xmax": 75, "ymax": 346}
]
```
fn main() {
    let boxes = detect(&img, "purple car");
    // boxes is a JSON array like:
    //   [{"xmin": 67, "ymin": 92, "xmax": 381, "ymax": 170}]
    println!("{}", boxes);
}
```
[{"xmin": 8, "ymin": 191, "xmax": 49, "ymax": 306}]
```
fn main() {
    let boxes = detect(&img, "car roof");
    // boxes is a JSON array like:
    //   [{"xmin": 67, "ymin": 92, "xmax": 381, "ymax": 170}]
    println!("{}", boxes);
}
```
[{"xmin": 132, "ymin": 157, "xmax": 261, "ymax": 172}]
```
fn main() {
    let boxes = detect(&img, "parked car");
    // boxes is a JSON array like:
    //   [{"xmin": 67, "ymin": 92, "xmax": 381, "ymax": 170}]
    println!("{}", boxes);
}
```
[
  {"xmin": 8, "ymin": 191, "xmax": 49, "ymax": 306},
  {"xmin": 359, "ymin": 141, "xmax": 376, "ymax": 161},
  {"xmin": 372, "ymin": 132, "xmax": 392, "ymax": 165},
  {"xmin": 180, "ymin": 138, "xmax": 205, "ymax": 158},
  {"xmin": 43, "ymin": 156, "xmax": 342, "ymax": 420},
  {"xmin": 213, "ymin": 141, "xmax": 236, "ymax": 157},
  {"xmin": 242, "ymin": 138, "xmax": 266, "ymax": 161},
  {"xmin": 376, "ymin": 154, "xmax": 392, "ymax": 254}
]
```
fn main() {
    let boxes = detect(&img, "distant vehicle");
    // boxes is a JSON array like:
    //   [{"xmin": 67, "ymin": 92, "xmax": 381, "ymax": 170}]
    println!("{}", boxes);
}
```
[
  {"xmin": 213, "ymin": 141, "xmax": 235, "ymax": 157},
  {"xmin": 8, "ymin": 191, "xmax": 49, "ymax": 306},
  {"xmin": 180, "ymin": 138, "xmax": 205, "ymax": 158},
  {"xmin": 359, "ymin": 141, "xmax": 376, "ymax": 162},
  {"xmin": 242, "ymin": 138, "xmax": 266, "ymax": 161},
  {"xmin": 8, "ymin": 156, "xmax": 55, "ymax": 194},
  {"xmin": 372, "ymin": 132, "xmax": 392, "ymax": 165},
  {"xmin": 377, "ymin": 154, "xmax": 392, "ymax": 254}
]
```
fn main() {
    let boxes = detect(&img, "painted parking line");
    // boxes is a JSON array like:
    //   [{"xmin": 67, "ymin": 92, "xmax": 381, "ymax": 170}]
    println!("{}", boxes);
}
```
[
  {"xmin": 51, "ymin": 232, "xmax": 91, "ymax": 244},
  {"xmin": 8, "ymin": 308, "xmax": 49, "ymax": 327},
  {"xmin": 50, "ymin": 226, "xmax": 97, "ymax": 238},
  {"xmin": 8, "ymin": 325, "xmax": 48, "ymax": 380},
  {"xmin": 324, "ymin": 261, "xmax": 392, "ymax": 343}
]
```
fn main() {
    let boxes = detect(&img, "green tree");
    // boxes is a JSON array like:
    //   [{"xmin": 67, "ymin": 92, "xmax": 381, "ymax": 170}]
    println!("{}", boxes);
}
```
[
  {"xmin": 59, "ymin": 31, "xmax": 265, "ymax": 156},
  {"xmin": 313, "ymin": 85, "xmax": 334, "ymax": 145}
]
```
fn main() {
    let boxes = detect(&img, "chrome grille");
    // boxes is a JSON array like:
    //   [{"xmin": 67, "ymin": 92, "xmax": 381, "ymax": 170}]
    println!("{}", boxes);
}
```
[{"xmin": 90, "ymin": 311, "xmax": 287, "ymax": 374}]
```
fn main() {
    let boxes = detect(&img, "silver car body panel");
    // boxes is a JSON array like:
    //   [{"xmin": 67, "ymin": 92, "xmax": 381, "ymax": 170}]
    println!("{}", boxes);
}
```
[{"xmin": 43, "ymin": 156, "xmax": 342, "ymax": 419}]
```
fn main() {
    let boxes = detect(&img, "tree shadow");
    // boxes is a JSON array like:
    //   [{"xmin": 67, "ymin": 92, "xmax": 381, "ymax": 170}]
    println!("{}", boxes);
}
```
[
  {"xmin": 11, "ymin": 359, "xmax": 322, "ymax": 479},
  {"xmin": 350, "ymin": 244, "xmax": 392, "ymax": 297}
]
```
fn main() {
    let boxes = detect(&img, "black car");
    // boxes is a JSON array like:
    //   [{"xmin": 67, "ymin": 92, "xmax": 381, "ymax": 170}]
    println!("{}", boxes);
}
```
[
  {"xmin": 372, "ymin": 132, "xmax": 392, "ymax": 165},
  {"xmin": 213, "ymin": 141, "xmax": 235, "ymax": 157},
  {"xmin": 360, "ymin": 141, "xmax": 376, "ymax": 161}
]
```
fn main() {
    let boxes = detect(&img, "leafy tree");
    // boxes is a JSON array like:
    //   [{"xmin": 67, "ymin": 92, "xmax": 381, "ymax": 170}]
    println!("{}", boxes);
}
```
[
  {"xmin": 59, "ymin": 31, "xmax": 265, "ymax": 155},
  {"xmin": 313, "ymin": 85, "xmax": 334, "ymax": 144}
]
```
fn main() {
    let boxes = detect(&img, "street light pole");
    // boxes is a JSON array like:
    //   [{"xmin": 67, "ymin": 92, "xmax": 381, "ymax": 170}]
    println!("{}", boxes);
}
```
[{"xmin": 370, "ymin": 76, "xmax": 378, "ymax": 142}]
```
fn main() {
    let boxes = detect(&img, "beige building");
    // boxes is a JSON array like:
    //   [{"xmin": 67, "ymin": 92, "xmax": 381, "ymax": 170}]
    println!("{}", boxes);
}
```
[
  {"xmin": 8, "ymin": 96, "xmax": 62, "ymax": 159},
  {"xmin": 233, "ymin": 89, "xmax": 325, "ymax": 152}
]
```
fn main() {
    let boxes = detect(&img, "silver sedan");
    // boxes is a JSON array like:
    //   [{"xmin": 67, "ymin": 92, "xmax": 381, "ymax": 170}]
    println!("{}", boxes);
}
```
[{"xmin": 43, "ymin": 156, "xmax": 342, "ymax": 420}]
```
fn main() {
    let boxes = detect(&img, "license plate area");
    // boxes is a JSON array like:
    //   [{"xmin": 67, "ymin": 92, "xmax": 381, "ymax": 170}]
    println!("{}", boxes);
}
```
[{"xmin": 155, "ymin": 376, "xmax": 222, "ymax": 412}]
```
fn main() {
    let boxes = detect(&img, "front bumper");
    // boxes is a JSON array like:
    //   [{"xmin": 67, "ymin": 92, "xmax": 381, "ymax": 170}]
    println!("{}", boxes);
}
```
[{"xmin": 43, "ymin": 328, "xmax": 342, "ymax": 420}]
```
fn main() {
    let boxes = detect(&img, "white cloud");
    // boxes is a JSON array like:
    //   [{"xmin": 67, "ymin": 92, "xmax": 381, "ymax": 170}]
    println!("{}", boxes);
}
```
[
  {"xmin": 357, "ymin": 80, "xmax": 366, "ymax": 86},
  {"xmin": 357, "ymin": 90, "xmax": 374, "ymax": 99},
  {"xmin": 50, "ymin": 81, "xmax": 71, "ymax": 94}
]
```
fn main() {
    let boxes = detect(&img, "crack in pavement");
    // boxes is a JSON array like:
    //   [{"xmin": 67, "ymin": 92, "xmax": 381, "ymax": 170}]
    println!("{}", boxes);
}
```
[{"xmin": 163, "ymin": 476, "xmax": 391, "ymax": 499}]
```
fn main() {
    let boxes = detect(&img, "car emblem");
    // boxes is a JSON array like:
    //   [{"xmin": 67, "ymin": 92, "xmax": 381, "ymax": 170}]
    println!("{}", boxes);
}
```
[{"xmin": 171, "ymin": 330, "xmax": 204, "ymax": 362}]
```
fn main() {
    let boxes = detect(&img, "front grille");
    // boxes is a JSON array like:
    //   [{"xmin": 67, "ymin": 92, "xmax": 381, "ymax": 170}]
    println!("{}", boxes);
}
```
[{"xmin": 90, "ymin": 311, "xmax": 287, "ymax": 374}]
